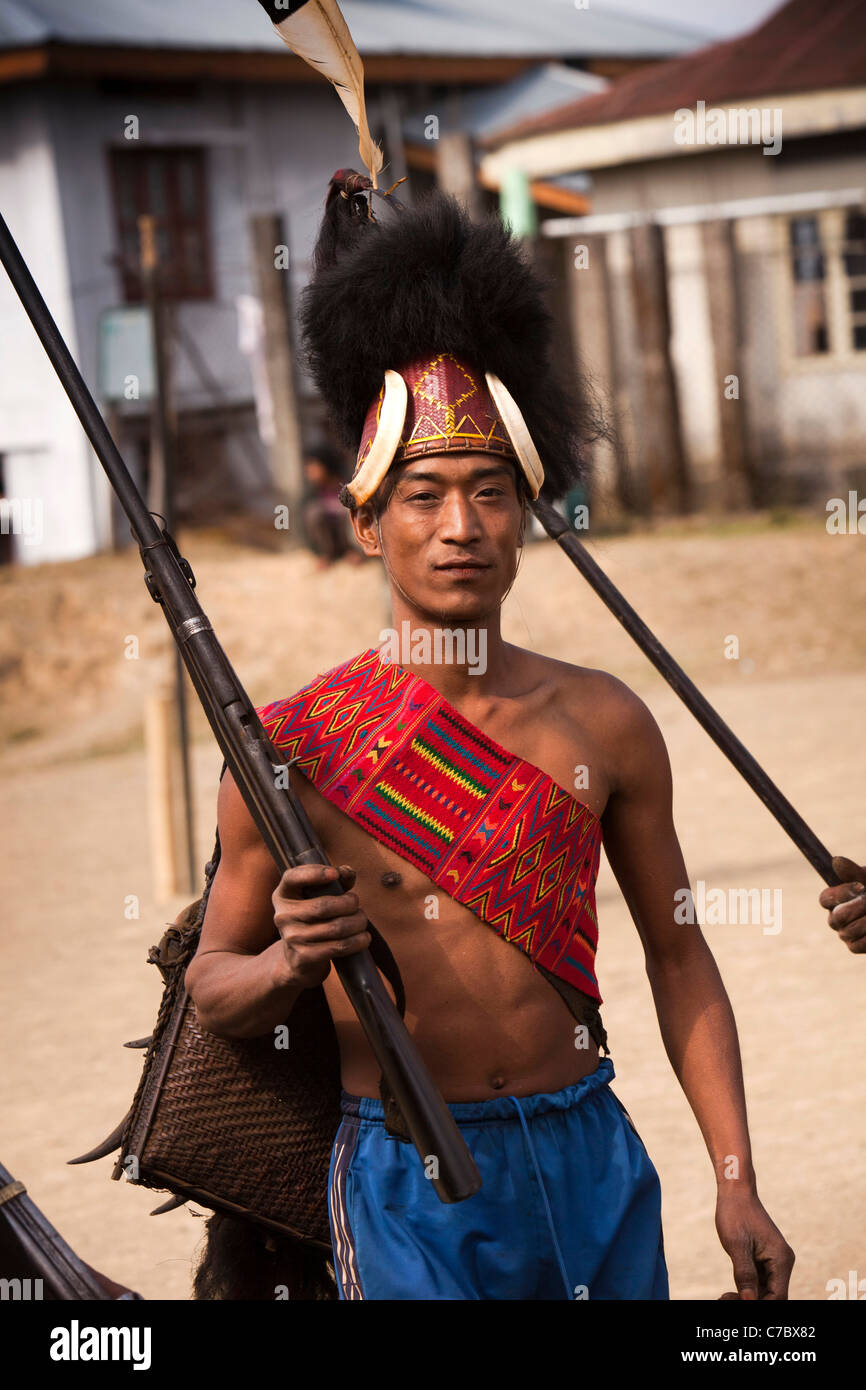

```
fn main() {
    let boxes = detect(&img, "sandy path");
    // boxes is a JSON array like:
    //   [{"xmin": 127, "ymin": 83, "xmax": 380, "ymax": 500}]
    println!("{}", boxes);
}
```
[{"xmin": 2, "ymin": 522, "xmax": 864, "ymax": 1300}]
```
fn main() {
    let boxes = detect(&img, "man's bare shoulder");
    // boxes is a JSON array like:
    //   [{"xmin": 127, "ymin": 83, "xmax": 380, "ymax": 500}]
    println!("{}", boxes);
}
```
[
  {"xmin": 518, "ymin": 647, "xmax": 650, "ymax": 724},
  {"xmin": 518, "ymin": 648, "xmax": 669, "ymax": 786}
]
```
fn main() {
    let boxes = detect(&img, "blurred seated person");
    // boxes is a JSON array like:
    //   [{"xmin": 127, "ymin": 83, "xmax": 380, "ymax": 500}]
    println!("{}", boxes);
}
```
[{"xmin": 302, "ymin": 449, "xmax": 362, "ymax": 567}]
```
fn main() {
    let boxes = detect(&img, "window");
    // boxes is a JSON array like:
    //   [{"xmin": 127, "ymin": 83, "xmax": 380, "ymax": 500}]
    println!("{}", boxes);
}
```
[
  {"xmin": 787, "ymin": 207, "xmax": 866, "ymax": 359},
  {"xmin": 789, "ymin": 216, "xmax": 828, "ymax": 356},
  {"xmin": 109, "ymin": 147, "xmax": 212, "ymax": 302},
  {"xmin": 842, "ymin": 209, "xmax": 866, "ymax": 351}
]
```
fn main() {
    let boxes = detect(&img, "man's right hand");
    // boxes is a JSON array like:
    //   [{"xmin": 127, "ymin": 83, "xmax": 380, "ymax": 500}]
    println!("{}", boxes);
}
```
[
  {"xmin": 272, "ymin": 862, "xmax": 371, "ymax": 989},
  {"xmin": 187, "ymin": 775, "xmax": 368, "ymax": 1038}
]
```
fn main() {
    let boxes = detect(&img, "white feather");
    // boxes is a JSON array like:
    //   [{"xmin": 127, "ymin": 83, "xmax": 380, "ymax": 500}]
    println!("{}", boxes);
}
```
[{"xmin": 272, "ymin": 0, "xmax": 384, "ymax": 187}]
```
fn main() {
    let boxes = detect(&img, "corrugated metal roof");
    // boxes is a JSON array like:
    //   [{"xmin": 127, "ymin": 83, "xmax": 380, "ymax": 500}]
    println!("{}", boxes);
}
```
[
  {"xmin": 402, "ymin": 63, "xmax": 607, "ymax": 143},
  {"xmin": 0, "ymin": 0, "xmax": 45, "ymax": 45},
  {"xmin": 0, "ymin": 0, "xmax": 707, "ymax": 59},
  {"xmin": 485, "ymin": 0, "xmax": 866, "ymax": 144}
]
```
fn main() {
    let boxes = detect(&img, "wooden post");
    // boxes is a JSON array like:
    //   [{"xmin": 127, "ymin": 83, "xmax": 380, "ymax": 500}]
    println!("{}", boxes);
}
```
[
  {"xmin": 435, "ymin": 128, "xmax": 483, "ymax": 219},
  {"xmin": 701, "ymin": 218, "xmax": 755, "ymax": 509},
  {"xmin": 145, "ymin": 687, "xmax": 187, "ymax": 902},
  {"xmin": 725, "ymin": 218, "xmax": 763, "ymax": 506},
  {"xmin": 139, "ymin": 216, "xmax": 172, "ymax": 521},
  {"xmin": 103, "ymin": 401, "xmax": 128, "ymax": 550},
  {"xmin": 379, "ymin": 87, "xmax": 411, "ymax": 201},
  {"xmin": 249, "ymin": 213, "xmax": 305, "ymax": 535},
  {"xmin": 563, "ymin": 229, "xmax": 637, "ymax": 519},
  {"xmin": 599, "ymin": 235, "xmax": 641, "ymax": 515},
  {"xmin": 629, "ymin": 222, "xmax": 691, "ymax": 514},
  {"xmin": 138, "ymin": 216, "xmax": 196, "ymax": 894},
  {"xmin": 604, "ymin": 231, "xmax": 649, "ymax": 515}
]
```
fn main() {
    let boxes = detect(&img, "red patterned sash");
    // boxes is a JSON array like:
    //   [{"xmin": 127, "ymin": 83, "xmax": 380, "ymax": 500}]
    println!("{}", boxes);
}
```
[{"xmin": 258, "ymin": 649, "xmax": 603, "ymax": 1002}]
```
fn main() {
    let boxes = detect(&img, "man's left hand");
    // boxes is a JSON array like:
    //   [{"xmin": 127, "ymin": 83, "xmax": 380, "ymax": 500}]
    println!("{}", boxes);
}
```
[
  {"xmin": 819, "ymin": 856, "xmax": 866, "ymax": 953},
  {"xmin": 715, "ymin": 1189, "xmax": 795, "ymax": 1300}
]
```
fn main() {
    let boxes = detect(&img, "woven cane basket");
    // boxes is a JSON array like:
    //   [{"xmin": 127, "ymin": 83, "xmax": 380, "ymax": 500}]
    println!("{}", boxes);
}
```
[{"xmin": 116, "ymin": 841, "xmax": 342, "ymax": 1251}]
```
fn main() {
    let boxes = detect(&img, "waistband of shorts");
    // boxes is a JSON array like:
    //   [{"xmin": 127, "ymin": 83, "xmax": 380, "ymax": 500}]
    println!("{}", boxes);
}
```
[{"xmin": 339, "ymin": 1056, "xmax": 616, "ymax": 1124}]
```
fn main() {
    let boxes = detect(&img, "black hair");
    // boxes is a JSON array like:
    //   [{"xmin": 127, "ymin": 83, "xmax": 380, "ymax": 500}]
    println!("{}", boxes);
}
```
[{"xmin": 301, "ymin": 177, "xmax": 605, "ymax": 502}]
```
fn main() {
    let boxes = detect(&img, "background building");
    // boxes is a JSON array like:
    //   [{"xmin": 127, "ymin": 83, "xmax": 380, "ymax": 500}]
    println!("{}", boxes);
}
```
[
  {"xmin": 0, "ymin": 0, "xmax": 701, "ymax": 563},
  {"xmin": 481, "ymin": 0, "xmax": 866, "ymax": 517}
]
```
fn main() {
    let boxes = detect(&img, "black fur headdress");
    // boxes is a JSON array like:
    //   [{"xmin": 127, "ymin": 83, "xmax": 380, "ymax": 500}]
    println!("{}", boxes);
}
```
[{"xmin": 298, "ymin": 174, "xmax": 600, "ymax": 500}]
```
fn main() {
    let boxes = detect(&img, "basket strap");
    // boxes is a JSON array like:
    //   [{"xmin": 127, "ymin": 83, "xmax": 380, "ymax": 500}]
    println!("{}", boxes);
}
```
[{"xmin": 365, "ymin": 923, "xmax": 405, "ymax": 1017}]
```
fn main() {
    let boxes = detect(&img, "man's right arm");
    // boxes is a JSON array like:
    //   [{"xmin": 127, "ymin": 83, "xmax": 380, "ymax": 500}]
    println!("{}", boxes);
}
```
[{"xmin": 184, "ymin": 770, "xmax": 370, "ymax": 1039}]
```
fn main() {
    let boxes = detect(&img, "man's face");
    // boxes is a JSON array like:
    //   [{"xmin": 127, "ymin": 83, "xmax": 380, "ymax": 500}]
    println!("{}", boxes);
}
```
[{"xmin": 351, "ymin": 452, "xmax": 525, "ymax": 621}]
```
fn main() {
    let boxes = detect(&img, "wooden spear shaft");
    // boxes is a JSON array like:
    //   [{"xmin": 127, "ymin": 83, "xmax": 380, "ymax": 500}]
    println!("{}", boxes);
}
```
[{"xmin": 531, "ymin": 496, "xmax": 840, "ymax": 887}]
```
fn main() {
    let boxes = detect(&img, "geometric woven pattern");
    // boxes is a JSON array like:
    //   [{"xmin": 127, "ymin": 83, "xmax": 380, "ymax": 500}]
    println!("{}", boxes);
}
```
[
  {"xmin": 355, "ymin": 352, "xmax": 515, "ymax": 472},
  {"xmin": 259, "ymin": 648, "xmax": 603, "ymax": 1002}
]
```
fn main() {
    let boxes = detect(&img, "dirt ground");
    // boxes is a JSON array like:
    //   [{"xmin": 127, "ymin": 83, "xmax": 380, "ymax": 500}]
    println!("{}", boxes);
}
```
[{"xmin": 2, "ymin": 512, "xmax": 864, "ymax": 1300}]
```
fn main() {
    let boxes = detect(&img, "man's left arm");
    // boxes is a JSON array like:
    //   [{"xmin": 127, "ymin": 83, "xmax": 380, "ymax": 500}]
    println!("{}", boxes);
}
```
[{"xmin": 598, "ymin": 682, "xmax": 795, "ymax": 1300}]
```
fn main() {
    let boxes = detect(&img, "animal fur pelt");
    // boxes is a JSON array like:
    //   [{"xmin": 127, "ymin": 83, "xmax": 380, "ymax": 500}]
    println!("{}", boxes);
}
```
[
  {"xmin": 192, "ymin": 1211, "xmax": 337, "ymax": 1301},
  {"xmin": 298, "ymin": 175, "xmax": 604, "ymax": 499}
]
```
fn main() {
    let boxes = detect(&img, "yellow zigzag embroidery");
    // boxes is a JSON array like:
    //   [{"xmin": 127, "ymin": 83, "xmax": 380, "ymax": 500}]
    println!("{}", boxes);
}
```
[
  {"xmin": 411, "ymin": 741, "xmax": 486, "ymax": 798},
  {"xmin": 377, "ymin": 781, "xmax": 455, "ymax": 841}
]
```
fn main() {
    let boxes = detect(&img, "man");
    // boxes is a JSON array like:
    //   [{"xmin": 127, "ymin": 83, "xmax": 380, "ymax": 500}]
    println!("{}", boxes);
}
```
[{"xmin": 184, "ymin": 178, "xmax": 798, "ymax": 1301}]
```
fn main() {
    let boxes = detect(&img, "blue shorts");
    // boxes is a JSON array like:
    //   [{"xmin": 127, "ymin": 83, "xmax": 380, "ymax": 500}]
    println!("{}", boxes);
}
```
[{"xmin": 327, "ymin": 1056, "xmax": 669, "ymax": 1300}]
